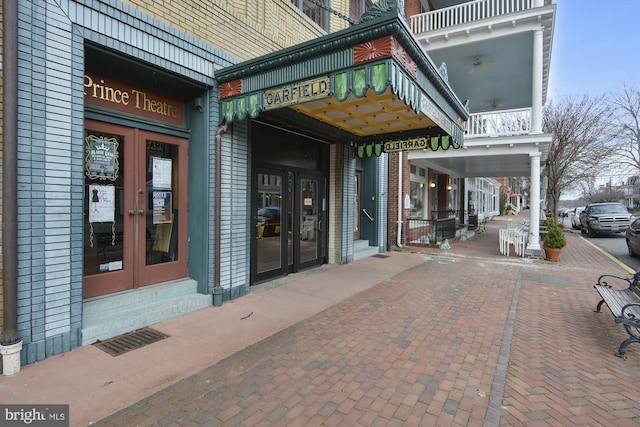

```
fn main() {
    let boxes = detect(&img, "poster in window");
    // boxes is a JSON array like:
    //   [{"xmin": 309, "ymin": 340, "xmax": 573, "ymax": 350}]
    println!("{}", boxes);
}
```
[
  {"xmin": 152, "ymin": 157, "xmax": 172, "ymax": 190},
  {"xmin": 153, "ymin": 191, "xmax": 173, "ymax": 224},
  {"xmin": 86, "ymin": 136, "xmax": 119, "ymax": 180},
  {"xmin": 88, "ymin": 184, "xmax": 115, "ymax": 223}
]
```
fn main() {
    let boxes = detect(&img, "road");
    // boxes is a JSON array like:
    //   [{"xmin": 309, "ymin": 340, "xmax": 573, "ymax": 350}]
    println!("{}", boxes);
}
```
[{"xmin": 561, "ymin": 215, "xmax": 640, "ymax": 272}]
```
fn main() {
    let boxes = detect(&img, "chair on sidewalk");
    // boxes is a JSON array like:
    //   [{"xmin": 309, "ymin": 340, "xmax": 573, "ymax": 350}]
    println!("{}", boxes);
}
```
[
  {"xmin": 477, "ymin": 216, "xmax": 487, "ymax": 233},
  {"xmin": 499, "ymin": 221, "xmax": 529, "ymax": 257}
]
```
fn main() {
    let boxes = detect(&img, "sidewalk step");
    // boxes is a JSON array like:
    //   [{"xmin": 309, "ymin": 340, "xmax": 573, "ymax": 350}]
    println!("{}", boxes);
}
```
[
  {"xmin": 354, "ymin": 240, "xmax": 380, "ymax": 261},
  {"xmin": 81, "ymin": 279, "xmax": 211, "ymax": 345}
]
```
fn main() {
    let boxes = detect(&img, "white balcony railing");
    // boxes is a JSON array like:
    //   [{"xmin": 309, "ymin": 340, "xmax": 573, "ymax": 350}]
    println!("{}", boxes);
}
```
[
  {"xmin": 465, "ymin": 108, "xmax": 531, "ymax": 138},
  {"xmin": 410, "ymin": 0, "xmax": 540, "ymax": 34}
]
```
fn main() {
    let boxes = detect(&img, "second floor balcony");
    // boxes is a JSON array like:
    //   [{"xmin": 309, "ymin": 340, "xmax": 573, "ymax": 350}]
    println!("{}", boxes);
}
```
[
  {"xmin": 410, "ymin": 0, "xmax": 547, "ymax": 34},
  {"xmin": 465, "ymin": 107, "xmax": 532, "ymax": 138}
]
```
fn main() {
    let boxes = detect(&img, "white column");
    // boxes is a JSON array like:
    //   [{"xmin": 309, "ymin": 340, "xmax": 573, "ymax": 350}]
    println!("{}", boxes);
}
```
[
  {"xmin": 531, "ymin": 28, "xmax": 543, "ymax": 134},
  {"xmin": 527, "ymin": 152, "xmax": 542, "ymax": 252}
]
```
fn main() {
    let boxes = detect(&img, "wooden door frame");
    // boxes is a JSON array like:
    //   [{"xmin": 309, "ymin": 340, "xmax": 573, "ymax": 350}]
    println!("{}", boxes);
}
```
[
  {"xmin": 83, "ymin": 120, "xmax": 136, "ymax": 298},
  {"xmin": 137, "ymin": 129, "xmax": 189, "ymax": 286},
  {"xmin": 83, "ymin": 121, "xmax": 188, "ymax": 298}
]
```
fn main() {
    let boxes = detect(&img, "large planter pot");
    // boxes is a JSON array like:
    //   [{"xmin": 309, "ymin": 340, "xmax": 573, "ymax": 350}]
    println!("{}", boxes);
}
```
[{"xmin": 544, "ymin": 247, "xmax": 562, "ymax": 262}]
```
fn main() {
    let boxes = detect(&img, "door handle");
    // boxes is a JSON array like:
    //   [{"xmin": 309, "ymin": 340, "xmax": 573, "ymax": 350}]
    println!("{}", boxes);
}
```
[
  {"xmin": 139, "ymin": 210, "xmax": 145, "ymax": 215},
  {"xmin": 362, "ymin": 208, "xmax": 374, "ymax": 221},
  {"xmin": 128, "ymin": 210, "xmax": 135, "ymax": 216}
]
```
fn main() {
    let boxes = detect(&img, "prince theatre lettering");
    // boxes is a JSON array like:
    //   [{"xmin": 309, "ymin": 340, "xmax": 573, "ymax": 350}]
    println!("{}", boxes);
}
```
[{"xmin": 84, "ymin": 72, "xmax": 184, "ymax": 125}]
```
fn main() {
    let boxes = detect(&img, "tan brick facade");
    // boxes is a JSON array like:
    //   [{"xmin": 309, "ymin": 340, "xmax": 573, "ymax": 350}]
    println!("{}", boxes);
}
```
[{"xmin": 123, "ymin": 0, "xmax": 351, "ymax": 61}]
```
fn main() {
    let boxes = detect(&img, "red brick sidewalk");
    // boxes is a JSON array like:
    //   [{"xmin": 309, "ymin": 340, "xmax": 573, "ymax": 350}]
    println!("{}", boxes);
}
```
[{"xmin": 91, "ymin": 219, "xmax": 640, "ymax": 426}]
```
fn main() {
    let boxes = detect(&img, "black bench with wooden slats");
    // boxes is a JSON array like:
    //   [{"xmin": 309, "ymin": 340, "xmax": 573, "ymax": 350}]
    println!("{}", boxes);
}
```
[{"xmin": 594, "ymin": 272, "xmax": 640, "ymax": 359}]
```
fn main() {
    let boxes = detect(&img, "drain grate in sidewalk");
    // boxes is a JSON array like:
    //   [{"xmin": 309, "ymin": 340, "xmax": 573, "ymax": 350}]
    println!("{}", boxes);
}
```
[
  {"xmin": 94, "ymin": 327, "xmax": 169, "ymax": 356},
  {"xmin": 372, "ymin": 254, "xmax": 390, "ymax": 259}
]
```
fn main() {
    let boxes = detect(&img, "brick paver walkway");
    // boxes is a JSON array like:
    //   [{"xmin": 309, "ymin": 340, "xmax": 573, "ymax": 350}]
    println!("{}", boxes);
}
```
[{"xmin": 94, "ymin": 219, "xmax": 640, "ymax": 426}]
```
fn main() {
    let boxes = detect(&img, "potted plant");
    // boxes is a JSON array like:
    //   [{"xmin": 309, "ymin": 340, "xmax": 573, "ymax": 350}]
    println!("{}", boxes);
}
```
[
  {"xmin": 428, "ymin": 232, "xmax": 438, "ymax": 245},
  {"xmin": 543, "ymin": 222, "xmax": 567, "ymax": 261}
]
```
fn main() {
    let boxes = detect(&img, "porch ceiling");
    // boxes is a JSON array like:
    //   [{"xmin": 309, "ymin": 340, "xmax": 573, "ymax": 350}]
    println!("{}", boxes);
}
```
[
  {"xmin": 408, "ymin": 134, "xmax": 552, "ymax": 178},
  {"xmin": 290, "ymin": 87, "xmax": 437, "ymax": 137},
  {"xmin": 411, "ymin": 153, "xmax": 532, "ymax": 177}
]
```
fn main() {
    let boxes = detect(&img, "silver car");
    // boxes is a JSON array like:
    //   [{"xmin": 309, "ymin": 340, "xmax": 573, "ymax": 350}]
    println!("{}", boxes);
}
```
[
  {"xmin": 571, "ymin": 206, "xmax": 585, "ymax": 230},
  {"xmin": 627, "ymin": 218, "xmax": 640, "ymax": 257}
]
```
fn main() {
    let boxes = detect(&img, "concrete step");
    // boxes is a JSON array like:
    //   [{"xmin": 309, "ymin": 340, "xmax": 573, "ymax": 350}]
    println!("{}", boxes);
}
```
[
  {"xmin": 353, "ymin": 240, "xmax": 380, "ymax": 261},
  {"xmin": 81, "ymin": 279, "xmax": 211, "ymax": 345}
]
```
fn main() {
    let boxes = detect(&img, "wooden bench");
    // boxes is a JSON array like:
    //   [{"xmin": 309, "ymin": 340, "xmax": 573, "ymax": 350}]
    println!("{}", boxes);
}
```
[
  {"xmin": 539, "ymin": 225, "xmax": 549, "ymax": 238},
  {"xmin": 594, "ymin": 272, "xmax": 640, "ymax": 359}
]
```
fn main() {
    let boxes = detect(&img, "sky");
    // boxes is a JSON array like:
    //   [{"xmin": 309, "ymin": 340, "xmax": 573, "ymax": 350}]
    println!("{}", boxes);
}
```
[{"xmin": 548, "ymin": 0, "xmax": 640, "ymax": 100}]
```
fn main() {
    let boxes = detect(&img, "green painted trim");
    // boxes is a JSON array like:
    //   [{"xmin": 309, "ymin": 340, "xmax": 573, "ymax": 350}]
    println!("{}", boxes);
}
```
[
  {"xmin": 249, "ymin": 94, "xmax": 260, "ymax": 118},
  {"xmin": 430, "ymin": 136, "xmax": 439, "ymax": 151},
  {"xmin": 214, "ymin": 7, "xmax": 468, "ymax": 121},
  {"xmin": 237, "ymin": 97, "xmax": 246, "ymax": 121},
  {"xmin": 371, "ymin": 63, "xmax": 387, "ymax": 94},
  {"xmin": 354, "ymin": 68, "xmax": 367, "ymax": 98},
  {"xmin": 336, "ymin": 72, "xmax": 349, "ymax": 101}
]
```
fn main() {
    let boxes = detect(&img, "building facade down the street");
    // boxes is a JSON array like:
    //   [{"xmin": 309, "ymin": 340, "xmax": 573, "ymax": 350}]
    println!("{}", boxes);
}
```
[
  {"xmin": 396, "ymin": 0, "xmax": 555, "ymax": 251},
  {"xmin": 1, "ymin": 0, "xmax": 472, "ymax": 370}
]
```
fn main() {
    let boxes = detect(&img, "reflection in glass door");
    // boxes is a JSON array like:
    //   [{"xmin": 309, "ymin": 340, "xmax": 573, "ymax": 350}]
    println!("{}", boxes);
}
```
[
  {"xmin": 299, "ymin": 177, "xmax": 319, "ymax": 265},
  {"xmin": 253, "ymin": 169, "xmax": 324, "ymax": 283},
  {"xmin": 255, "ymin": 171, "xmax": 285, "ymax": 276}
]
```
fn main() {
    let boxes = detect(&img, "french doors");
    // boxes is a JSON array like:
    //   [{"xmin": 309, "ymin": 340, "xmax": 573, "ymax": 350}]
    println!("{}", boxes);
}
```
[
  {"xmin": 253, "ymin": 168, "xmax": 325, "ymax": 283},
  {"xmin": 83, "ymin": 120, "xmax": 188, "ymax": 299}
]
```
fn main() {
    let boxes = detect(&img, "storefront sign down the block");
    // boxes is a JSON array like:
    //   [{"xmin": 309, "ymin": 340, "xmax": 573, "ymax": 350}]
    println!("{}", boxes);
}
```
[{"xmin": 356, "ymin": 135, "xmax": 460, "ymax": 158}]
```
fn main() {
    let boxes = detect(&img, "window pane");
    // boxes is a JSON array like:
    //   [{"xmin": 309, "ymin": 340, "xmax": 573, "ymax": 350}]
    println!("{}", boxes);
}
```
[{"xmin": 291, "ymin": 0, "xmax": 327, "ymax": 30}]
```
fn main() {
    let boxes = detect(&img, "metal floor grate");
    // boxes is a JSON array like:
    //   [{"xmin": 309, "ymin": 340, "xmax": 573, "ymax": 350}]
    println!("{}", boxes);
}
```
[
  {"xmin": 372, "ymin": 254, "xmax": 390, "ymax": 259},
  {"xmin": 94, "ymin": 327, "xmax": 169, "ymax": 356}
]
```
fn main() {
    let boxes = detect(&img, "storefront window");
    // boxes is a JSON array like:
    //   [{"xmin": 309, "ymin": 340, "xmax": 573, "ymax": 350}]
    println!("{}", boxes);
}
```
[{"xmin": 410, "ymin": 181, "xmax": 425, "ymax": 218}]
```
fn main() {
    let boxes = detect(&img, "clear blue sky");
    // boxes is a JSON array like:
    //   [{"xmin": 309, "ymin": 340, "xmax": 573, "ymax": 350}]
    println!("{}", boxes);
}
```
[{"xmin": 548, "ymin": 0, "xmax": 640, "ymax": 100}]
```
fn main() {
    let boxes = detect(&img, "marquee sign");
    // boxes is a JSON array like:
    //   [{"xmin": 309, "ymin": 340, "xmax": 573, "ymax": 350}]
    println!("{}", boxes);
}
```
[{"xmin": 263, "ymin": 77, "xmax": 331, "ymax": 110}]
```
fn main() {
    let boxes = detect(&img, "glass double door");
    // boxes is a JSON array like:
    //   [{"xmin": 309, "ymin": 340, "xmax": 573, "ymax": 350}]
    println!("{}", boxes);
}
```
[
  {"xmin": 83, "ymin": 120, "xmax": 188, "ymax": 299},
  {"xmin": 253, "ymin": 168, "xmax": 325, "ymax": 283}
]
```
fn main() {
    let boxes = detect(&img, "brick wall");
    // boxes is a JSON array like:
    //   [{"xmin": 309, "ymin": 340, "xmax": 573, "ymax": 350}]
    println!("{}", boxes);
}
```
[
  {"xmin": 387, "ymin": 152, "xmax": 411, "ymax": 248},
  {"xmin": 404, "ymin": 0, "xmax": 423, "ymax": 17},
  {"xmin": 122, "ymin": 0, "xmax": 350, "ymax": 62}
]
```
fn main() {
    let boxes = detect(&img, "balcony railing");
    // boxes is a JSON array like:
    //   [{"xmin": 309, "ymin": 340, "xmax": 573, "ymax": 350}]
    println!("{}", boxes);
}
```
[
  {"xmin": 410, "ymin": 0, "xmax": 539, "ymax": 34},
  {"xmin": 465, "ymin": 107, "xmax": 531, "ymax": 138}
]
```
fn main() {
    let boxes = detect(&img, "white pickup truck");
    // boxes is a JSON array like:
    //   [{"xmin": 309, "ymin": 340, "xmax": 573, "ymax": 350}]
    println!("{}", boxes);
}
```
[{"xmin": 580, "ymin": 203, "xmax": 633, "ymax": 237}]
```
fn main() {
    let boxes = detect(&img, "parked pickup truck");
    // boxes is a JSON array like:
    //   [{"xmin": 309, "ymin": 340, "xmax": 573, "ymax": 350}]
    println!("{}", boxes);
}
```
[{"xmin": 580, "ymin": 202, "xmax": 634, "ymax": 237}]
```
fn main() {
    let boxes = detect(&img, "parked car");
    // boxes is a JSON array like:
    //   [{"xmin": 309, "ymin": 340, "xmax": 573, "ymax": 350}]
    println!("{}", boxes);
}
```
[
  {"xmin": 580, "ymin": 202, "xmax": 634, "ymax": 237},
  {"xmin": 257, "ymin": 206, "xmax": 281, "ymax": 237},
  {"xmin": 571, "ymin": 206, "xmax": 585, "ymax": 230},
  {"xmin": 626, "ymin": 217, "xmax": 640, "ymax": 257}
]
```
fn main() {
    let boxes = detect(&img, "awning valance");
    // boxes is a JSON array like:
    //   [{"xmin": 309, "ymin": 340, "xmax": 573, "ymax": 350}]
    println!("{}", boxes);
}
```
[
  {"xmin": 355, "ymin": 134, "xmax": 461, "ymax": 158},
  {"xmin": 222, "ymin": 60, "xmax": 421, "ymax": 121}
]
